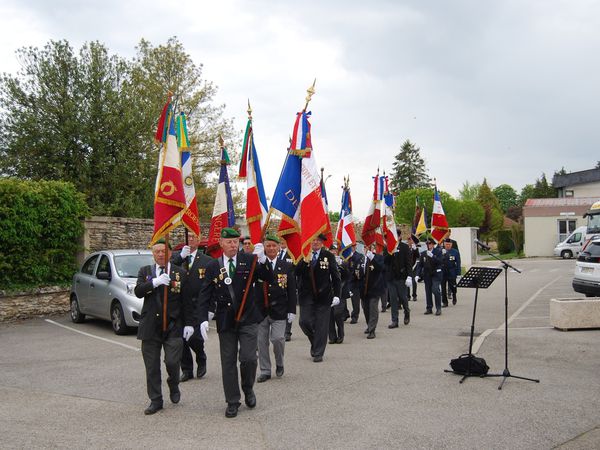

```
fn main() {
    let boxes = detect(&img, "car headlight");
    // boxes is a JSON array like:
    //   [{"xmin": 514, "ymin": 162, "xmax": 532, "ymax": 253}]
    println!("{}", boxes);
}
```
[{"xmin": 126, "ymin": 283, "xmax": 135, "ymax": 295}]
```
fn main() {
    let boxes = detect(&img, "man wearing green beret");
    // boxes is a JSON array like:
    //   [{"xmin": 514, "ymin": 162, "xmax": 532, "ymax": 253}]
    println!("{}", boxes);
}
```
[
  {"xmin": 256, "ymin": 234, "xmax": 297, "ymax": 382},
  {"xmin": 198, "ymin": 227, "xmax": 273, "ymax": 418}
]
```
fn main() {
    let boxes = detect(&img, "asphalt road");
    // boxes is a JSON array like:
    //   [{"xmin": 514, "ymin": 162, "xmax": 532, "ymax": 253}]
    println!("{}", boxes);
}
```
[{"xmin": 1, "ymin": 257, "xmax": 599, "ymax": 449}]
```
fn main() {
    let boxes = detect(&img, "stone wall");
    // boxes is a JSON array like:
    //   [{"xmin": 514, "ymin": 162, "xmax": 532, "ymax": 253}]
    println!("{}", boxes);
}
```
[{"xmin": 0, "ymin": 287, "xmax": 70, "ymax": 322}]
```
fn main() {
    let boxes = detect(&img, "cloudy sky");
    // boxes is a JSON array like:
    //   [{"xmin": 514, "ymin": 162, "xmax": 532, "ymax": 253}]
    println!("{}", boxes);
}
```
[{"xmin": 1, "ymin": 0, "xmax": 599, "ymax": 217}]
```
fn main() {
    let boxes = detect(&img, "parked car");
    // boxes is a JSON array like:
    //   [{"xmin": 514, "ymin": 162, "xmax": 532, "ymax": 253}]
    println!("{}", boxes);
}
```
[
  {"xmin": 572, "ymin": 238, "xmax": 600, "ymax": 297},
  {"xmin": 70, "ymin": 250, "xmax": 154, "ymax": 334},
  {"xmin": 554, "ymin": 226, "xmax": 587, "ymax": 259}
]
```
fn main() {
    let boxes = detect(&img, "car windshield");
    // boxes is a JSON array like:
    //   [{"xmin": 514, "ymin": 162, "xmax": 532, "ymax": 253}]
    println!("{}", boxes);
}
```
[
  {"xmin": 583, "ymin": 242, "xmax": 600, "ymax": 257},
  {"xmin": 588, "ymin": 214, "xmax": 600, "ymax": 234},
  {"xmin": 114, "ymin": 254, "xmax": 154, "ymax": 278}
]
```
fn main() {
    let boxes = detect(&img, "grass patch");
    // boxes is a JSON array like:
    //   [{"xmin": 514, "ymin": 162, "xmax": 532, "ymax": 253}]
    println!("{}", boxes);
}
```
[{"xmin": 480, "ymin": 251, "xmax": 523, "ymax": 261}]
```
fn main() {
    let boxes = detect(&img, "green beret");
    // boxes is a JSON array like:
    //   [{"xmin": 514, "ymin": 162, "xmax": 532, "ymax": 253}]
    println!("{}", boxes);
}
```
[
  {"xmin": 153, "ymin": 238, "xmax": 172, "ymax": 249},
  {"xmin": 264, "ymin": 233, "xmax": 280, "ymax": 244},
  {"xmin": 221, "ymin": 227, "xmax": 240, "ymax": 238}
]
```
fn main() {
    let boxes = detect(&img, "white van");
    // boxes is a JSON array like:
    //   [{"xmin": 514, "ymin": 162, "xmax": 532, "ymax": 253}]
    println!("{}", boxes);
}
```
[{"xmin": 554, "ymin": 226, "xmax": 587, "ymax": 259}]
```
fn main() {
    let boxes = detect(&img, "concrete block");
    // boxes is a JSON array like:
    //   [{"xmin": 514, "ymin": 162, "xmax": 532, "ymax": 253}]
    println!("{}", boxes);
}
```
[{"xmin": 550, "ymin": 297, "xmax": 600, "ymax": 330}]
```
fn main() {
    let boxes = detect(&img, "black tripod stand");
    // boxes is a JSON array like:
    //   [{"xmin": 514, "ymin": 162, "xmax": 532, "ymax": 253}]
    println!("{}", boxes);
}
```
[
  {"xmin": 444, "ymin": 266, "xmax": 501, "ymax": 383},
  {"xmin": 477, "ymin": 244, "xmax": 540, "ymax": 390}
]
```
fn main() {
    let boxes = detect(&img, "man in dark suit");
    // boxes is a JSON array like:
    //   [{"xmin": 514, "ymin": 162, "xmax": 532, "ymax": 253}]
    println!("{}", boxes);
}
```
[
  {"xmin": 384, "ymin": 234, "xmax": 414, "ymax": 327},
  {"xmin": 279, "ymin": 238, "xmax": 296, "ymax": 342},
  {"xmin": 329, "ymin": 243, "xmax": 350, "ymax": 344},
  {"xmin": 256, "ymin": 234, "xmax": 297, "ymax": 382},
  {"xmin": 171, "ymin": 232, "xmax": 213, "ymax": 381},
  {"xmin": 134, "ymin": 239, "xmax": 194, "ymax": 415},
  {"xmin": 347, "ymin": 243, "xmax": 364, "ymax": 323},
  {"xmin": 415, "ymin": 238, "xmax": 444, "ymax": 316},
  {"xmin": 295, "ymin": 233, "xmax": 341, "ymax": 362},
  {"xmin": 198, "ymin": 227, "xmax": 273, "ymax": 418},
  {"xmin": 358, "ymin": 243, "xmax": 385, "ymax": 339},
  {"xmin": 441, "ymin": 238, "xmax": 461, "ymax": 306}
]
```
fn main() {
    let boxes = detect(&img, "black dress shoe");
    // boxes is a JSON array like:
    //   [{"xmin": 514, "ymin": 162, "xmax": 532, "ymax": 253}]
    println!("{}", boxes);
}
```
[
  {"xmin": 442, "ymin": 302, "xmax": 448, "ymax": 308},
  {"xmin": 225, "ymin": 403, "xmax": 240, "ymax": 418},
  {"xmin": 350, "ymin": 318, "xmax": 358, "ymax": 324},
  {"xmin": 245, "ymin": 391, "xmax": 256, "ymax": 408},
  {"xmin": 364, "ymin": 328, "xmax": 369, "ymax": 334},
  {"xmin": 367, "ymin": 331, "xmax": 376, "ymax": 339},
  {"xmin": 276, "ymin": 366, "xmax": 284, "ymax": 377},
  {"xmin": 329, "ymin": 339, "xmax": 336, "ymax": 344},
  {"xmin": 424, "ymin": 310, "xmax": 433, "ymax": 315},
  {"xmin": 412, "ymin": 297, "xmax": 418, "ymax": 302},
  {"xmin": 435, "ymin": 310, "xmax": 442, "ymax": 316},
  {"xmin": 313, "ymin": 356, "xmax": 323, "ymax": 362},
  {"xmin": 285, "ymin": 335, "xmax": 291, "ymax": 342},
  {"xmin": 404, "ymin": 313, "xmax": 410, "ymax": 325},
  {"xmin": 144, "ymin": 403, "xmax": 163, "ymax": 415},
  {"xmin": 452, "ymin": 299, "xmax": 457, "ymax": 305},
  {"xmin": 388, "ymin": 322, "xmax": 399, "ymax": 329},
  {"xmin": 180, "ymin": 372, "xmax": 193, "ymax": 382},
  {"xmin": 197, "ymin": 364, "xmax": 207, "ymax": 379},
  {"xmin": 336, "ymin": 337, "xmax": 344, "ymax": 344},
  {"xmin": 170, "ymin": 390, "xmax": 180, "ymax": 404},
  {"xmin": 257, "ymin": 374, "xmax": 271, "ymax": 383}
]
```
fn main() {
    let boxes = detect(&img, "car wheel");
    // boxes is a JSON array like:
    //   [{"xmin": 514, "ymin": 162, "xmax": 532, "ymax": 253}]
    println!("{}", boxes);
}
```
[
  {"xmin": 111, "ymin": 302, "xmax": 129, "ymax": 335},
  {"xmin": 70, "ymin": 295, "xmax": 85, "ymax": 323},
  {"xmin": 561, "ymin": 250, "xmax": 573, "ymax": 259}
]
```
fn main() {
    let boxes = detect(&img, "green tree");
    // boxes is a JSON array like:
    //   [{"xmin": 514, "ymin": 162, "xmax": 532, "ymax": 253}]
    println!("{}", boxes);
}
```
[
  {"xmin": 533, "ymin": 173, "xmax": 556, "ymax": 198},
  {"xmin": 477, "ymin": 179, "xmax": 504, "ymax": 240},
  {"xmin": 458, "ymin": 180, "xmax": 481, "ymax": 201},
  {"xmin": 493, "ymin": 184, "xmax": 518, "ymax": 213},
  {"xmin": 389, "ymin": 140, "xmax": 431, "ymax": 192},
  {"xmin": 0, "ymin": 37, "xmax": 236, "ymax": 219},
  {"xmin": 519, "ymin": 184, "xmax": 536, "ymax": 206}
]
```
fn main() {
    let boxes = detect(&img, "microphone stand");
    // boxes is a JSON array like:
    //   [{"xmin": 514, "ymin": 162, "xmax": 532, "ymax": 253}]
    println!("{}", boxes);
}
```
[{"xmin": 476, "ymin": 242, "xmax": 540, "ymax": 390}]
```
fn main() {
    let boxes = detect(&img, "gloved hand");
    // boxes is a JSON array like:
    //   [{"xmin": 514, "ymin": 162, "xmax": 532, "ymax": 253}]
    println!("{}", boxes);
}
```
[
  {"xmin": 331, "ymin": 296, "xmax": 340, "ymax": 307},
  {"xmin": 183, "ymin": 326, "xmax": 194, "ymax": 341},
  {"xmin": 287, "ymin": 313, "xmax": 296, "ymax": 323},
  {"xmin": 456, "ymin": 275, "xmax": 462, "ymax": 282},
  {"xmin": 442, "ymin": 249, "xmax": 447, "ymax": 255},
  {"xmin": 415, "ymin": 275, "xmax": 421, "ymax": 283},
  {"xmin": 253, "ymin": 243, "xmax": 266, "ymax": 263},
  {"xmin": 393, "ymin": 246, "xmax": 399, "ymax": 254},
  {"xmin": 405, "ymin": 276, "xmax": 412, "ymax": 288},
  {"xmin": 180, "ymin": 245, "xmax": 191, "ymax": 259},
  {"xmin": 208, "ymin": 311, "xmax": 215, "ymax": 321},
  {"xmin": 335, "ymin": 256, "xmax": 343, "ymax": 265},
  {"xmin": 426, "ymin": 250, "xmax": 433, "ymax": 257},
  {"xmin": 366, "ymin": 250, "xmax": 375, "ymax": 260},
  {"xmin": 152, "ymin": 272, "xmax": 171, "ymax": 288},
  {"xmin": 200, "ymin": 321, "xmax": 209, "ymax": 340}
]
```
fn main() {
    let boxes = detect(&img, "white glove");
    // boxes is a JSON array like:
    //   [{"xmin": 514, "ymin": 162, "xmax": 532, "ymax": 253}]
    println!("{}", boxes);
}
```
[
  {"xmin": 335, "ymin": 256, "xmax": 343, "ymax": 265},
  {"xmin": 287, "ymin": 313, "xmax": 296, "ymax": 323},
  {"xmin": 426, "ymin": 250, "xmax": 433, "ymax": 257},
  {"xmin": 253, "ymin": 243, "xmax": 266, "ymax": 263},
  {"xmin": 152, "ymin": 272, "xmax": 171, "ymax": 288},
  {"xmin": 415, "ymin": 276, "xmax": 420, "ymax": 282},
  {"xmin": 331, "ymin": 296, "xmax": 340, "ymax": 307},
  {"xmin": 405, "ymin": 277, "xmax": 412, "ymax": 287},
  {"xmin": 456, "ymin": 275, "xmax": 462, "ymax": 282},
  {"xmin": 183, "ymin": 326, "xmax": 194, "ymax": 341},
  {"xmin": 442, "ymin": 249, "xmax": 447, "ymax": 255},
  {"xmin": 200, "ymin": 321, "xmax": 209, "ymax": 340},
  {"xmin": 366, "ymin": 250, "xmax": 375, "ymax": 260},
  {"xmin": 180, "ymin": 245, "xmax": 191, "ymax": 259},
  {"xmin": 208, "ymin": 311, "xmax": 215, "ymax": 321}
]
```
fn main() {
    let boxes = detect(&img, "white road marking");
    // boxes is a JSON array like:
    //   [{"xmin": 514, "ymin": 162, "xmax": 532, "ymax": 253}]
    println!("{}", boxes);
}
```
[
  {"xmin": 44, "ymin": 319, "xmax": 140, "ymax": 352},
  {"xmin": 472, "ymin": 276, "xmax": 561, "ymax": 354},
  {"xmin": 512, "ymin": 316, "xmax": 550, "ymax": 320}
]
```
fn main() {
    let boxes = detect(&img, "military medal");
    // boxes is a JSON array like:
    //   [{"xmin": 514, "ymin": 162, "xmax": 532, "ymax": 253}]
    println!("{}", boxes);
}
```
[{"xmin": 224, "ymin": 277, "xmax": 232, "ymax": 285}]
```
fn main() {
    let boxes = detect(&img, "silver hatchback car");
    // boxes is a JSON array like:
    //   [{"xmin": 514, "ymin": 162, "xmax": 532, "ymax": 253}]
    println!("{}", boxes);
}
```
[{"xmin": 70, "ymin": 250, "xmax": 155, "ymax": 334}]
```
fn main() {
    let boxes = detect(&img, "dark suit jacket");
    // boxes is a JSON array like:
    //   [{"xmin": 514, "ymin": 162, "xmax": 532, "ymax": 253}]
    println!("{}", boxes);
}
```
[
  {"xmin": 357, "ymin": 253, "xmax": 385, "ymax": 298},
  {"xmin": 134, "ymin": 264, "xmax": 193, "ymax": 341},
  {"xmin": 171, "ymin": 250, "xmax": 214, "ymax": 325},
  {"xmin": 199, "ymin": 252, "xmax": 273, "ymax": 333},
  {"xmin": 296, "ymin": 248, "xmax": 341, "ymax": 305},
  {"xmin": 384, "ymin": 241, "xmax": 413, "ymax": 281},
  {"xmin": 337, "ymin": 258, "xmax": 352, "ymax": 300},
  {"xmin": 257, "ymin": 258, "xmax": 297, "ymax": 320},
  {"xmin": 348, "ymin": 251, "xmax": 365, "ymax": 289},
  {"xmin": 415, "ymin": 247, "xmax": 444, "ymax": 281}
]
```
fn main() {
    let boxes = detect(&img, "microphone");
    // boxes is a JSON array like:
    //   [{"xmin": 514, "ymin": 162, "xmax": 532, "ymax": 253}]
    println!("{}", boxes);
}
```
[{"xmin": 474, "ymin": 239, "xmax": 490, "ymax": 251}]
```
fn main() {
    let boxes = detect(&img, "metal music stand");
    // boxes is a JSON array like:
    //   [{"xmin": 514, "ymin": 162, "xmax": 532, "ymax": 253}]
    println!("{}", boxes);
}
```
[{"xmin": 444, "ymin": 266, "xmax": 502, "ymax": 383}]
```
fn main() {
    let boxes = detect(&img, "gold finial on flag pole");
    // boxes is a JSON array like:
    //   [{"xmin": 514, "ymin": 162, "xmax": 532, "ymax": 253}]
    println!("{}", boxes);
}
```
[
  {"xmin": 303, "ymin": 79, "xmax": 316, "ymax": 111},
  {"xmin": 247, "ymin": 99, "xmax": 252, "ymax": 119}
]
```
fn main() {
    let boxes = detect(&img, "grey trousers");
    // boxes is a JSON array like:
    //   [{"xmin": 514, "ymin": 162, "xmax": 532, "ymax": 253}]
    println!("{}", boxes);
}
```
[
  {"xmin": 141, "ymin": 337, "xmax": 183, "ymax": 404},
  {"xmin": 361, "ymin": 295, "xmax": 380, "ymax": 333},
  {"xmin": 257, "ymin": 316, "xmax": 286, "ymax": 375},
  {"xmin": 218, "ymin": 323, "xmax": 258, "ymax": 405}
]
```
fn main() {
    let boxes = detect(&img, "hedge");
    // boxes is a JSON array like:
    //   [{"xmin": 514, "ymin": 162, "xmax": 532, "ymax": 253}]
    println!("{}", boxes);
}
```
[
  {"xmin": 0, "ymin": 179, "xmax": 88, "ymax": 289},
  {"xmin": 497, "ymin": 229, "xmax": 514, "ymax": 254}
]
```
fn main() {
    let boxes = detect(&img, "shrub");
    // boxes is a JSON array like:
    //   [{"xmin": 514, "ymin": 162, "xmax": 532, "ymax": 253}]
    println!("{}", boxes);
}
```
[
  {"xmin": 497, "ymin": 229, "xmax": 514, "ymax": 254},
  {"xmin": 0, "ymin": 179, "xmax": 88, "ymax": 289}
]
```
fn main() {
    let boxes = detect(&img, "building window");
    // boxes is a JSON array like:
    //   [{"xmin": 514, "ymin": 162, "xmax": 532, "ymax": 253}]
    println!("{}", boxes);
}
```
[
  {"xmin": 565, "ymin": 190, "xmax": 574, "ymax": 197},
  {"xmin": 557, "ymin": 219, "xmax": 576, "ymax": 243}
]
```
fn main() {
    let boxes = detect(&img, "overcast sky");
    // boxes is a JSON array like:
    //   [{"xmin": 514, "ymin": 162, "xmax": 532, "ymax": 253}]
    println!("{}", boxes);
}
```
[{"xmin": 1, "ymin": 0, "xmax": 599, "ymax": 218}]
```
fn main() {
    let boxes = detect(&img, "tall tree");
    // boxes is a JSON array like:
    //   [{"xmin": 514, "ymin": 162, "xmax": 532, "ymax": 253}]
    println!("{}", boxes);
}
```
[
  {"xmin": 477, "ymin": 179, "xmax": 504, "ymax": 240},
  {"xmin": 0, "ymin": 37, "xmax": 236, "ymax": 219},
  {"xmin": 389, "ymin": 140, "xmax": 431, "ymax": 192},
  {"xmin": 493, "ymin": 184, "xmax": 518, "ymax": 213},
  {"xmin": 458, "ymin": 180, "xmax": 481, "ymax": 201}
]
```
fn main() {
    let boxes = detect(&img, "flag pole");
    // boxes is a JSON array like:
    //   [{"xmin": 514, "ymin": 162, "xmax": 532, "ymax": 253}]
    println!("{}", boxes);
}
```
[
  {"xmin": 163, "ymin": 233, "xmax": 170, "ymax": 332},
  {"xmin": 303, "ymin": 79, "xmax": 316, "ymax": 112}
]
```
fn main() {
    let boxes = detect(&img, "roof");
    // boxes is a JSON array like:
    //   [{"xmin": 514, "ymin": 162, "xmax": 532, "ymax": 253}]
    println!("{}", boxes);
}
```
[
  {"xmin": 523, "ymin": 197, "xmax": 598, "ymax": 218},
  {"xmin": 552, "ymin": 168, "xmax": 600, "ymax": 188}
]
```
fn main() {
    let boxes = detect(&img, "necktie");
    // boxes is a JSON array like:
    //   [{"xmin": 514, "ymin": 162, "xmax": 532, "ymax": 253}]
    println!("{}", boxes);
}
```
[
  {"xmin": 228, "ymin": 258, "xmax": 235, "ymax": 278},
  {"xmin": 188, "ymin": 254, "xmax": 193, "ymax": 267},
  {"xmin": 311, "ymin": 251, "xmax": 318, "ymax": 267},
  {"xmin": 159, "ymin": 266, "xmax": 165, "ymax": 276}
]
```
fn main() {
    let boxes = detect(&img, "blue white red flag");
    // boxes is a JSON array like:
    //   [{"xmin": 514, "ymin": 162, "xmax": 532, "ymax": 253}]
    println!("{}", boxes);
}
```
[
  {"xmin": 361, "ymin": 171, "xmax": 383, "ymax": 249},
  {"xmin": 320, "ymin": 175, "xmax": 333, "ymax": 248},
  {"xmin": 431, "ymin": 184, "xmax": 449, "ymax": 243},
  {"xmin": 382, "ymin": 190, "xmax": 398, "ymax": 253},
  {"xmin": 239, "ymin": 117, "xmax": 268, "ymax": 245},
  {"xmin": 207, "ymin": 145, "xmax": 235, "ymax": 257},
  {"xmin": 336, "ymin": 183, "xmax": 356, "ymax": 260}
]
